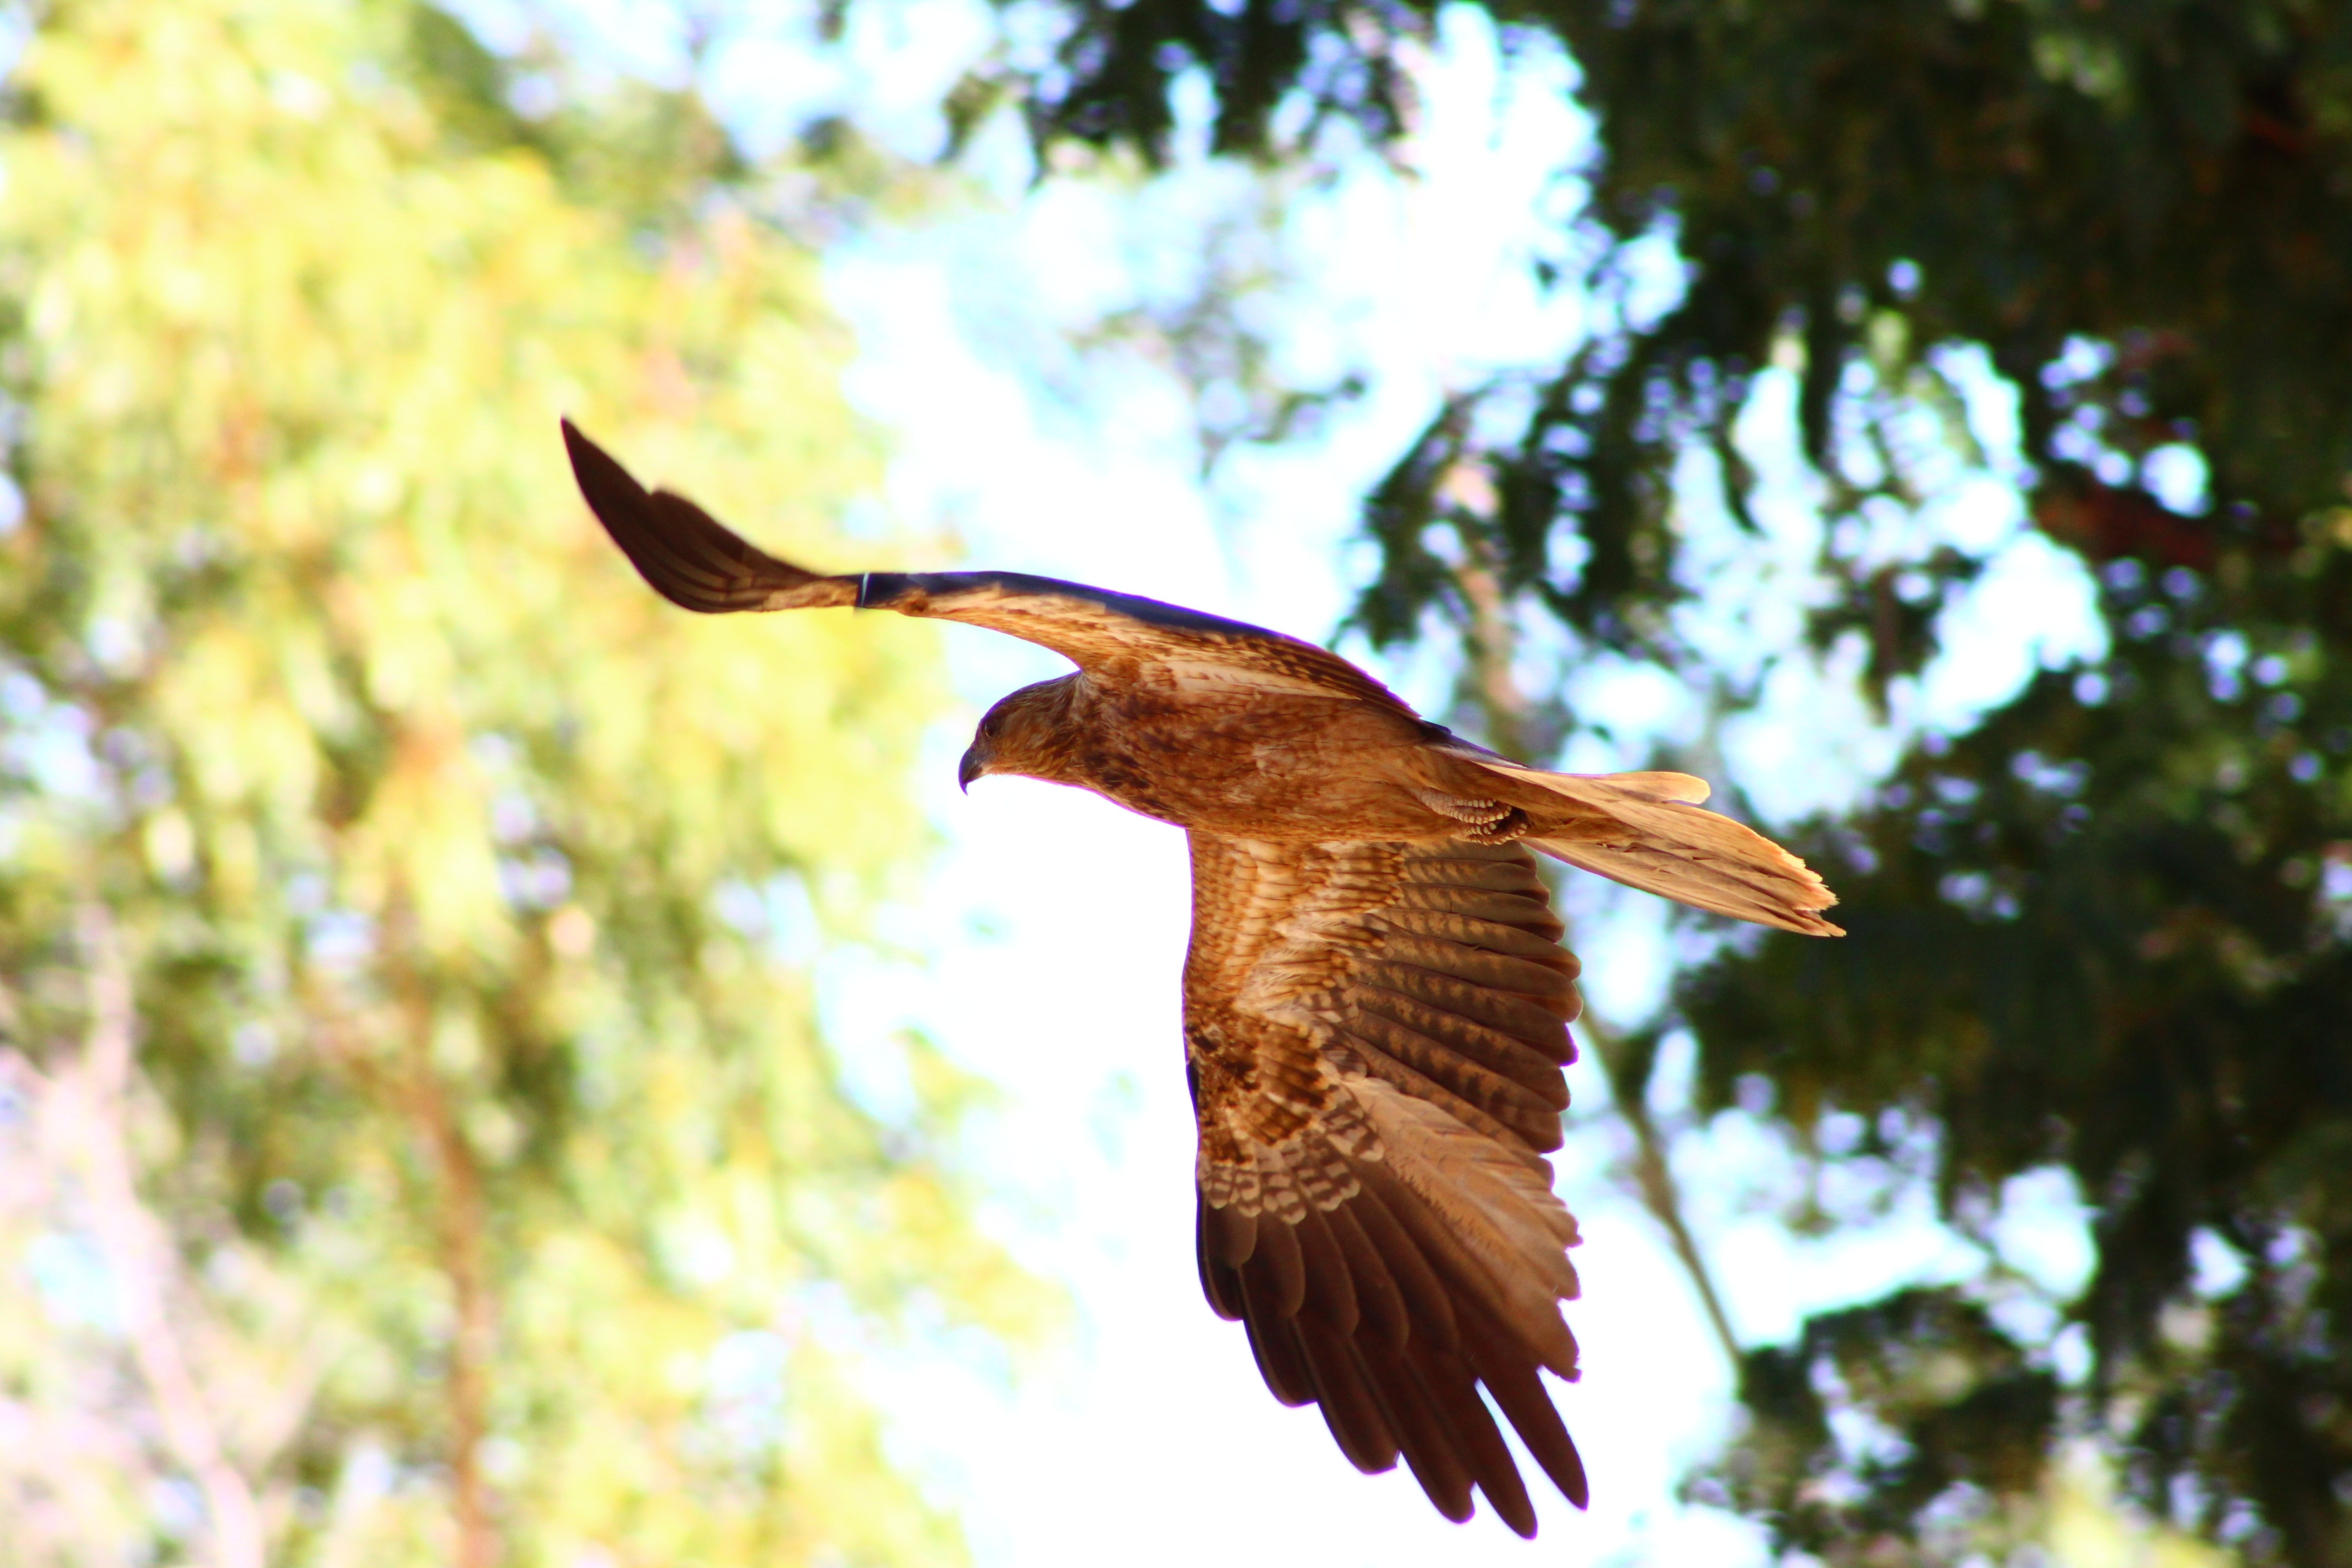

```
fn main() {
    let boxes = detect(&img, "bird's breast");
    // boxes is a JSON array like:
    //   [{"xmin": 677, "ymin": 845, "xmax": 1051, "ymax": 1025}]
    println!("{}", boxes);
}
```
[{"xmin": 1062, "ymin": 692, "xmax": 1445, "ymax": 840}]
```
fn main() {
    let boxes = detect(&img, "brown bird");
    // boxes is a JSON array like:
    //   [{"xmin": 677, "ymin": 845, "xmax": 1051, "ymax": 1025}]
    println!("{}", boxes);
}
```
[{"xmin": 562, "ymin": 420, "xmax": 1841, "ymax": 1537}]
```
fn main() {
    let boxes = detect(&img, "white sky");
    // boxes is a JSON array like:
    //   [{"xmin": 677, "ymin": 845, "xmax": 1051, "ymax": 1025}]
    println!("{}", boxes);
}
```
[{"xmin": 507, "ymin": 2, "xmax": 2114, "ymax": 1559}]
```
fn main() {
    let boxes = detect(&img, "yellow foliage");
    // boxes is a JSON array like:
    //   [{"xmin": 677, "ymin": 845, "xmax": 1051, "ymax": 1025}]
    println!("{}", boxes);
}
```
[{"xmin": 0, "ymin": 1, "xmax": 1048, "ymax": 1563}]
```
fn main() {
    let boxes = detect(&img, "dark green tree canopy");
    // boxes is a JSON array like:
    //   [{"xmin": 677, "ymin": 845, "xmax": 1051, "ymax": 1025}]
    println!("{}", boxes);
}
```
[
  {"xmin": 1021, "ymin": 0, "xmax": 2352, "ymax": 656},
  {"xmin": 996, "ymin": 2, "xmax": 2352, "ymax": 1562},
  {"xmin": 1681, "ymin": 548, "xmax": 2352, "ymax": 1563}
]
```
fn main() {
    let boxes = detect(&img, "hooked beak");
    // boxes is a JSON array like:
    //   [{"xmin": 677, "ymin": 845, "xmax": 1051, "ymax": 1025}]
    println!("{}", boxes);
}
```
[{"xmin": 957, "ymin": 743, "xmax": 986, "ymax": 794}]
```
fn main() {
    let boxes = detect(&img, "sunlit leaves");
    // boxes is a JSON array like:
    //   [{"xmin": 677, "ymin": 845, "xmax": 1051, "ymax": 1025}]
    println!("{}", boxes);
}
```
[{"xmin": 0, "ymin": 1, "xmax": 1044, "ymax": 1562}]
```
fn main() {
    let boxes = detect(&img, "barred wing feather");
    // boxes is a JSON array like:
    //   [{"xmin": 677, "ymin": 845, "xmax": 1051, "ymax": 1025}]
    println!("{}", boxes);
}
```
[{"xmin": 1183, "ymin": 834, "xmax": 1592, "ymax": 1536}]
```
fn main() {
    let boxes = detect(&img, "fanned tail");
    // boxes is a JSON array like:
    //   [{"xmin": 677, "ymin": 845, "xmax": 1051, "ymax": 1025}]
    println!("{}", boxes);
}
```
[{"xmin": 1450, "ymin": 756, "xmax": 1843, "ymax": 936}]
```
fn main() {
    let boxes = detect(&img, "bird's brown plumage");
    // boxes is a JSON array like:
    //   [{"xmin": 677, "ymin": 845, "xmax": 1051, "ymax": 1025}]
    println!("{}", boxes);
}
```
[{"xmin": 562, "ymin": 421, "xmax": 1842, "ymax": 1536}]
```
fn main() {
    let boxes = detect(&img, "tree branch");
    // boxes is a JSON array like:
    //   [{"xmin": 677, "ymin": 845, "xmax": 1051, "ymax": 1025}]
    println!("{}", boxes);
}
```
[
  {"xmin": 71, "ymin": 903, "xmax": 267, "ymax": 1568},
  {"xmin": 1575, "ymin": 1015, "xmax": 1742, "ymax": 1367},
  {"xmin": 1440, "ymin": 507, "xmax": 1743, "ymax": 1369},
  {"xmin": 388, "ymin": 906, "xmax": 500, "ymax": 1568}
]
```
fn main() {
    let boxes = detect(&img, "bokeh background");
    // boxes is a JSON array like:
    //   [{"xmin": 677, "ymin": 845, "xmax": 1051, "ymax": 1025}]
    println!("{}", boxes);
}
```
[{"xmin": 3, "ymin": 1, "xmax": 2347, "ymax": 1564}]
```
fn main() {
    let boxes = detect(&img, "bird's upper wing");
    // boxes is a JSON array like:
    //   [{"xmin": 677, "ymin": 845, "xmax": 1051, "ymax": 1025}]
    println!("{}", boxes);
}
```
[
  {"xmin": 563, "ymin": 421, "xmax": 1410, "ymax": 708},
  {"xmin": 1183, "ymin": 832, "xmax": 1590, "ymax": 1537}
]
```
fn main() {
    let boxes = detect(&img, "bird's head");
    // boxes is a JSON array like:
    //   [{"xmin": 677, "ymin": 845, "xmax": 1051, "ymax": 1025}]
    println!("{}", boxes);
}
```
[{"xmin": 958, "ymin": 676, "xmax": 1082, "ymax": 792}]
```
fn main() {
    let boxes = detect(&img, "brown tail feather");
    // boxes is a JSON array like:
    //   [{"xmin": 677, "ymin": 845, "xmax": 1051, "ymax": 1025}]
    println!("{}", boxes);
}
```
[{"xmin": 1445, "ymin": 753, "xmax": 1843, "ymax": 936}]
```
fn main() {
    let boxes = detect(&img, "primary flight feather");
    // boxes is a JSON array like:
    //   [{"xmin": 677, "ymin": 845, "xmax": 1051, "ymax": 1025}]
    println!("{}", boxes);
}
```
[{"xmin": 562, "ymin": 421, "xmax": 1841, "ymax": 1537}]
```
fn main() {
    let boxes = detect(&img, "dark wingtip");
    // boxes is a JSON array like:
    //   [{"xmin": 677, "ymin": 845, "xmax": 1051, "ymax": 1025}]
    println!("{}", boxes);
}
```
[
  {"xmin": 561, "ymin": 418, "xmax": 704, "ymax": 611},
  {"xmin": 559, "ymin": 420, "xmax": 856, "ymax": 615},
  {"xmin": 561, "ymin": 417, "xmax": 640, "ymax": 526}
]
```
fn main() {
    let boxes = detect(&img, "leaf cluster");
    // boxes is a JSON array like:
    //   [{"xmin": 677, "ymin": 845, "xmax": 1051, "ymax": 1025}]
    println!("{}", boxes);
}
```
[
  {"xmin": 993, "ymin": 0, "xmax": 2352, "ymax": 1559},
  {"xmin": 1681, "ymin": 541, "xmax": 2352, "ymax": 1563},
  {"xmin": 1693, "ymin": 1286, "xmax": 2059, "ymax": 1565},
  {"xmin": 0, "ymin": 2, "xmax": 1048, "ymax": 1561},
  {"xmin": 1012, "ymin": 0, "xmax": 2352, "ymax": 644}
]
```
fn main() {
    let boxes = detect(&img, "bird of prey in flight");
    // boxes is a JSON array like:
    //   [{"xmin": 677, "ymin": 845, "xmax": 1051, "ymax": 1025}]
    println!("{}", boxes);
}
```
[{"xmin": 562, "ymin": 421, "xmax": 1840, "ymax": 1538}]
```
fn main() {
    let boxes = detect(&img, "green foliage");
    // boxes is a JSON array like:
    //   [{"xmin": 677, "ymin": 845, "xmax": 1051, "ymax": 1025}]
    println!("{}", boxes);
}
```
[
  {"xmin": 1017, "ymin": 0, "xmax": 2352, "ymax": 652},
  {"xmin": 398, "ymin": 1, "xmax": 745, "ymax": 223},
  {"xmin": 1696, "ymin": 1287, "xmax": 2059, "ymax": 1563},
  {"xmin": 995, "ymin": 0, "xmax": 2352, "ymax": 1561},
  {"xmin": 1681, "ymin": 542, "xmax": 2352, "ymax": 1564},
  {"xmin": 0, "ymin": 1, "xmax": 1048, "ymax": 1563}
]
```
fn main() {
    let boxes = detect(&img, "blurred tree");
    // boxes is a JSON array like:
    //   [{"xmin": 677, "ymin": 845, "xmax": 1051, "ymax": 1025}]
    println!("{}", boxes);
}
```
[
  {"xmin": 989, "ymin": 0, "xmax": 2352, "ymax": 1562},
  {"xmin": 0, "ymin": 1, "xmax": 1045, "ymax": 1564}
]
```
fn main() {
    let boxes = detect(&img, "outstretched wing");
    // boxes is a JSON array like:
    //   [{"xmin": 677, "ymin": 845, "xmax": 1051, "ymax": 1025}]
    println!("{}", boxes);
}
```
[
  {"xmin": 1183, "ymin": 833, "xmax": 1590, "ymax": 1537},
  {"xmin": 562, "ymin": 421, "xmax": 1408, "ymax": 707}
]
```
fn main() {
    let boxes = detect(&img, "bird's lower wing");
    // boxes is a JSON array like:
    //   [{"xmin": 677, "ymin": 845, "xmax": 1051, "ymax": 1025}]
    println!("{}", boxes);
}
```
[
  {"xmin": 1184, "ymin": 834, "xmax": 1592, "ymax": 1535},
  {"xmin": 1444, "ymin": 752, "xmax": 1844, "ymax": 936},
  {"xmin": 562, "ymin": 421, "xmax": 1412, "ymax": 708}
]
